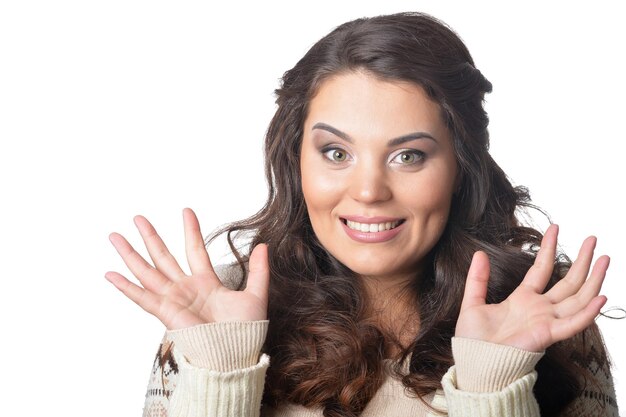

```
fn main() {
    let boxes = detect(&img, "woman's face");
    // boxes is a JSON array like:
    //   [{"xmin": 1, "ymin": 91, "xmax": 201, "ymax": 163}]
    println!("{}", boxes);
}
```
[{"xmin": 300, "ymin": 71, "xmax": 459, "ymax": 284}]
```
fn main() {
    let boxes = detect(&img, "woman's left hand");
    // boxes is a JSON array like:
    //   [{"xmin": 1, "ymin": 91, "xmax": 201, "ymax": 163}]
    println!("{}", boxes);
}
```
[{"xmin": 455, "ymin": 224, "xmax": 609, "ymax": 352}]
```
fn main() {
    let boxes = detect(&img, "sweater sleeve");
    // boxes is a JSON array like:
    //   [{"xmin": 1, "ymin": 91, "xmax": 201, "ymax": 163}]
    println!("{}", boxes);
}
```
[
  {"xmin": 436, "ymin": 337, "xmax": 544, "ymax": 417},
  {"xmin": 143, "ymin": 321, "xmax": 270, "ymax": 417}
]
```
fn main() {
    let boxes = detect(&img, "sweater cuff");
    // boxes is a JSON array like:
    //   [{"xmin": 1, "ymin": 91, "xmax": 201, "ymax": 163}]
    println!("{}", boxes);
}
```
[
  {"xmin": 166, "ymin": 320, "xmax": 268, "ymax": 372},
  {"xmin": 441, "ymin": 365, "xmax": 540, "ymax": 416},
  {"xmin": 169, "ymin": 352, "xmax": 269, "ymax": 417},
  {"xmin": 451, "ymin": 337, "xmax": 544, "ymax": 392}
]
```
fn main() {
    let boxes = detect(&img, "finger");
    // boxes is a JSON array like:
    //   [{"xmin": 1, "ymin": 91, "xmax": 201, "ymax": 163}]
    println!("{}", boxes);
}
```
[
  {"xmin": 183, "ymin": 208, "xmax": 215, "ymax": 277},
  {"xmin": 105, "ymin": 271, "xmax": 162, "ymax": 317},
  {"xmin": 550, "ymin": 295, "xmax": 607, "ymax": 342},
  {"xmin": 522, "ymin": 224, "xmax": 558, "ymax": 293},
  {"xmin": 545, "ymin": 236, "xmax": 596, "ymax": 303},
  {"xmin": 109, "ymin": 232, "xmax": 172, "ymax": 293},
  {"xmin": 460, "ymin": 251, "xmax": 490, "ymax": 311},
  {"xmin": 245, "ymin": 243, "xmax": 270, "ymax": 303},
  {"xmin": 134, "ymin": 215, "xmax": 186, "ymax": 280},
  {"xmin": 554, "ymin": 255, "xmax": 610, "ymax": 318}
]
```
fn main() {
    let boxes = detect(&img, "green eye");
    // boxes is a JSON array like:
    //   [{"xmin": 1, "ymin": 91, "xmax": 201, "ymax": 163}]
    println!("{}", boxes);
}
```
[
  {"xmin": 322, "ymin": 148, "xmax": 350, "ymax": 163},
  {"xmin": 332, "ymin": 150, "xmax": 347, "ymax": 161},
  {"xmin": 392, "ymin": 150, "xmax": 425, "ymax": 165}
]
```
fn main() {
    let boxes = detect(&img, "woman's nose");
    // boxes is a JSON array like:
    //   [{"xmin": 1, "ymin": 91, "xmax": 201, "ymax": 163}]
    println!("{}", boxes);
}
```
[{"xmin": 348, "ymin": 163, "xmax": 392, "ymax": 204}]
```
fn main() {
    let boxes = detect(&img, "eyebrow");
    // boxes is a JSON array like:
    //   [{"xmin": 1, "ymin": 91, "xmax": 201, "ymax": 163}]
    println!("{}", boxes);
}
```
[{"xmin": 311, "ymin": 122, "xmax": 437, "ymax": 146}]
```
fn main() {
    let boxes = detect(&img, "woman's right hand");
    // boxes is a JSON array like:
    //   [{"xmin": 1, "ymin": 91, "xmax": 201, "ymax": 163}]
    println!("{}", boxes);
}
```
[{"xmin": 105, "ymin": 208, "xmax": 269, "ymax": 330}]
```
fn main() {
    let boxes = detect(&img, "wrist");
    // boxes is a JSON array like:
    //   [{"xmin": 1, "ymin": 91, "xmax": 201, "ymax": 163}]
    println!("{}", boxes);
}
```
[{"xmin": 167, "ymin": 320, "xmax": 269, "ymax": 371}]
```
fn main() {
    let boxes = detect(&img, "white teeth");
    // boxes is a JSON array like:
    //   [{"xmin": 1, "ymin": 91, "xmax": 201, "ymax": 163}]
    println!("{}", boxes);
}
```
[{"xmin": 345, "ymin": 219, "xmax": 401, "ymax": 232}]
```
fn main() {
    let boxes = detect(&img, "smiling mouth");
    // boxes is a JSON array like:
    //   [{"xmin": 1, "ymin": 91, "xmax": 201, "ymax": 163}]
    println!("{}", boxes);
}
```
[{"xmin": 341, "ymin": 218, "xmax": 406, "ymax": 233}]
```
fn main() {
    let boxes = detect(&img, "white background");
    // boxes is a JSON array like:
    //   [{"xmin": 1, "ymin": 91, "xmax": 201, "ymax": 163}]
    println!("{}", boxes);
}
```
[{"xmin": 1, "ymin": 1, "xmax": 624, "ymax": 415}]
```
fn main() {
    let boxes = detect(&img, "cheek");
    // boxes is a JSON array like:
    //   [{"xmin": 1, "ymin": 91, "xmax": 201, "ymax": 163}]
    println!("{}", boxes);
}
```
[
  {"xmin": 401, "ymin": 170, "xmax": 456, "ymax": 220},
  {"xmin": 301, "ymin": 157, "xmax": 344, "ymax": 215},
  {"xmin": 302, "ymin": 178, "xmax": 341, "ymax": 228},
  {"xmin": 302, "ymin": 171, "xmax": 339, "ymax": 198}
]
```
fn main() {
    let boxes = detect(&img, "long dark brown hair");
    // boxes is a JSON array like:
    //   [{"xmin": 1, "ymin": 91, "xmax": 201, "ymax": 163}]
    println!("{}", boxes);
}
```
[{"xmin": 208, "ymin": 12, "xmax": 610, "ymax": 417}]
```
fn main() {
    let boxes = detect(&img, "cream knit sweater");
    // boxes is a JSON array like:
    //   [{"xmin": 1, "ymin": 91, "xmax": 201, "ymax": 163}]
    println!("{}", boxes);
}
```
[
  {"xmin": 142, "ymin": 320, "xmax": 618, "ymax": 417},
  {"xmin": 142, "ymin": 266, "xmax": 618, "ymax": 416}
]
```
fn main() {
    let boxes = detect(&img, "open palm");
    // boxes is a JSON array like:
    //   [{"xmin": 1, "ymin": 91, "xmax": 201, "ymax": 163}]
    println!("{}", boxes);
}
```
[
  {"xmin": 456, "ymin": 224, "xmax": 609, "ymax": 352},
  {"xmin": 105, "ymin": 208, "xmax": 269, "ymax": 330}
]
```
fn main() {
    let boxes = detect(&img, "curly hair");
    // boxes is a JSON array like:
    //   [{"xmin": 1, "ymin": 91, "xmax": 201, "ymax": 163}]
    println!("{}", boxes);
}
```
[{"xmin": 208, "ymin": 12, "xmax": 609, "ymax": 417}]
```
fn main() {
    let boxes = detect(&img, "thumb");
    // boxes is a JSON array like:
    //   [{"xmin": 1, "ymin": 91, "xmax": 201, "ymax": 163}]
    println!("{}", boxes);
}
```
[
  {"xmin": 245, "ymin": 243, "xmax": 270, "ymax": 303},
  {"xmin": 460, "ymin": 251, "xmax": 491, "ymax": 312}
]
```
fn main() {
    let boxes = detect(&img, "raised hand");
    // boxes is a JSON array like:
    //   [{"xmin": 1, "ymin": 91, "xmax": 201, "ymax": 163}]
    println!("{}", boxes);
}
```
[
  {"xmin": 105, "ymin": 208, "xmax": 269, "ymax": 330},
  {"xmin": 455, "ymin": 224, "xmax": 609, "ymax": 352}
]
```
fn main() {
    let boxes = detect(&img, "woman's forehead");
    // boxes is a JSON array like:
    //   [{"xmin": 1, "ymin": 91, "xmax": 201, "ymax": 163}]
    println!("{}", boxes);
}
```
[{"xmin": 304, "ymin": 71, "xmax": 448, "ymax": 143}]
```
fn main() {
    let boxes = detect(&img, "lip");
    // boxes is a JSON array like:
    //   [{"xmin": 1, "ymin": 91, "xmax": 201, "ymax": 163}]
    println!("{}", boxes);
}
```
[
  {"xmin": 340, "ymin": 215, "xmax": 404, "ymax": 223},
  {"xmin": 340, "ymin": 217, "xmax": 406, "ymax": 243}
]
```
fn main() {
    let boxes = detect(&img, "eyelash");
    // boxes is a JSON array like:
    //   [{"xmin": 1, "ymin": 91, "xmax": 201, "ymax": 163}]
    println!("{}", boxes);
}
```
[
  {"xmin": 320, "ymin": 147, "xmax": 426, "ymax": 165},
  {"xmin": 321, "ymin": 147, "xmax": 352, "ymax": 163},
  {"xmin": 390, "ymin": 149, "xmax": 426, "ymax": 165}
]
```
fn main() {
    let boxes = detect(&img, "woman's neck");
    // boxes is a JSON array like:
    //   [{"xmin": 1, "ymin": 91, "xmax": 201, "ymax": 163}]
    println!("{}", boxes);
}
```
[{"xmin": 360, "ymin": 275, "xmax": 421, "ymax": 358}]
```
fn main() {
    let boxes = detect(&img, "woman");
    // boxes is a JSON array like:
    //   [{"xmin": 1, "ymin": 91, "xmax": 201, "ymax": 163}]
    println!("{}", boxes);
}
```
[{"xmin": 106, "ymin": 12, "xmax": 618, "ymax": 417}]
